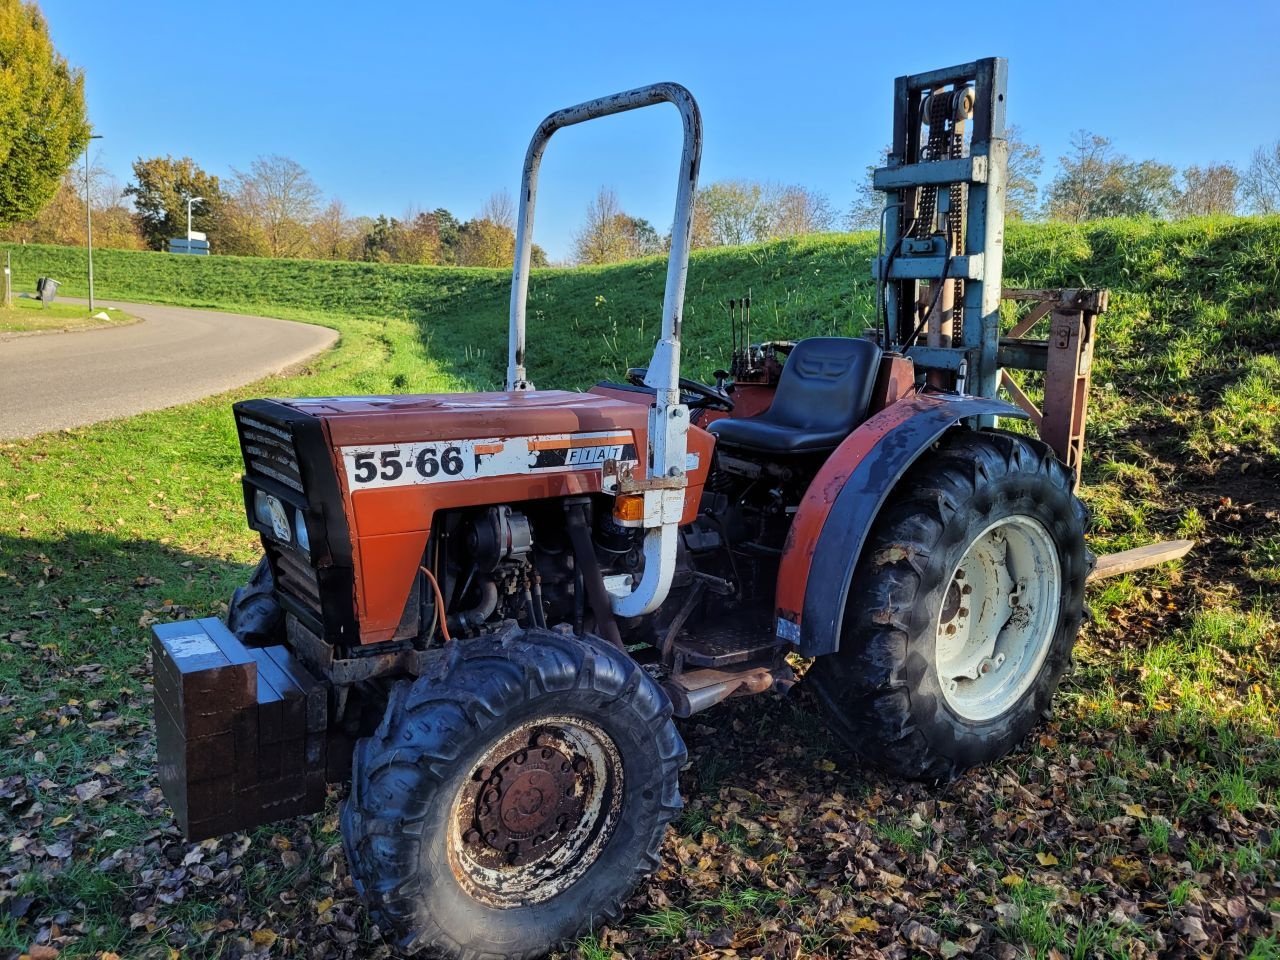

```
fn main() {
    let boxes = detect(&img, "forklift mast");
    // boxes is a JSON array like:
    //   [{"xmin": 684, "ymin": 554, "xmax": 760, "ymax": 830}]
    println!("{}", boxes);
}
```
[{"xmin": 874, "ymin": 58, "xmax": 1103, "ymax": 482}]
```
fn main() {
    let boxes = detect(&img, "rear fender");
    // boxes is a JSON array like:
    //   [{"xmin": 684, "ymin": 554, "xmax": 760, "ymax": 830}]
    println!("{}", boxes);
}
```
[{"xmin": 774, "ymin": 393, "xmax": 1027, "ymax": 657}]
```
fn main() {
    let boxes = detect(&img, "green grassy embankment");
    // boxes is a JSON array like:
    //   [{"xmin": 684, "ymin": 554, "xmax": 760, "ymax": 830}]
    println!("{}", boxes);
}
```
[
  {"xmin": 1, "ymin": 218, "xmax": 1278, "ymax": 958},
  {"xmin": 0, "ymin": 297, "xmax": 133, "ymax": 335}
]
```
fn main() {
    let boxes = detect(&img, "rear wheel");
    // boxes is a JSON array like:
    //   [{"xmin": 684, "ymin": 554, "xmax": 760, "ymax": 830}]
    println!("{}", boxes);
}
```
[
  {"xmin": 810, "ymin": 429, "xmax": 1090, "ymax": 780},
  {"xmin": 341, "ymin": 627, "xmax": 685, "ymax": 959}
]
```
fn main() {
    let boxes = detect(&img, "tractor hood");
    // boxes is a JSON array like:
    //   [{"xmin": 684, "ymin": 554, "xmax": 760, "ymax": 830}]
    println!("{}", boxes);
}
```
[{"xmin": 279, "ymin": 389, "xmax": 649, "ymax": 447}]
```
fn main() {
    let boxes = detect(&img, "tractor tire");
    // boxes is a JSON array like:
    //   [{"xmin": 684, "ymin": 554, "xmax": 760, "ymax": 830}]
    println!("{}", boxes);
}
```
[
  {"xmin": 226, "ymin": 556, "xmax": 282, "ymax": 645},
  {"xmin": 809, "ymin": 429, "xmax": 1091, "ymax": 781},
  {"xmin": 340, "ymin": 626, "xmax": 686, "ymax": 959}
]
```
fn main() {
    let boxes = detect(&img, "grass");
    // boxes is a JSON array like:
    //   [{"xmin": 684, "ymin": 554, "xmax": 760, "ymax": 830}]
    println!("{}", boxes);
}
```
[
  {"xmin": 2, "ymin": 215, "xmax": 1279, "ymax": 957},
  {"xmin": 0, "ymin": 296, "xmax": 133, "ymax": 335}
]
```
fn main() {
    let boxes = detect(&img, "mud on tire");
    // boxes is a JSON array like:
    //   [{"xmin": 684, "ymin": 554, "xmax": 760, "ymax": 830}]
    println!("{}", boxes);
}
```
[
  {"xmin": 340, "ymin": 627, "xmax": 686, "ymax": 959},
  {"xmin": 809, "ymin": 429, "xmax": 1091, "ymax": 781}
]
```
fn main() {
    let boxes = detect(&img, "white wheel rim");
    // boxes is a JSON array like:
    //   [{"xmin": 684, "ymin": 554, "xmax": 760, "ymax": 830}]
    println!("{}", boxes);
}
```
[
  {"xmin": 446, "ymin": 715, "xmax": 623, "ymax": 908},
  {"xmin": 934, "ymin": 514, "xmax": 1061, "ymax": 722}
]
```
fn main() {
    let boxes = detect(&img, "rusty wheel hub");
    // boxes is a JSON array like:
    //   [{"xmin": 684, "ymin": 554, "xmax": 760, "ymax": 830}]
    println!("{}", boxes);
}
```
[
  {"xmin": 467, "ymin": 737, "xmax": 588, "ymax": 865},
  {"xmin": 449, "ymin": 715, "xmax": 624, "ymax": 907}
]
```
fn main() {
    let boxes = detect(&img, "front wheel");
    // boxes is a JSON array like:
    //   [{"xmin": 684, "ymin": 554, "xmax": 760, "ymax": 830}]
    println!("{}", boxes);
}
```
[
  {"xmin": 810, "ymin": 429, "xmax": 1091, "ymax": 780},
  {"xmin": 341, "ymin": 627, "xmax": 685, "ymax": 959}
]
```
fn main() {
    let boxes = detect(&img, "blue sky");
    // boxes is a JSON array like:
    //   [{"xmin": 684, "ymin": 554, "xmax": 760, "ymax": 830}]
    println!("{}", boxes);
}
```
[{"xmin": 43, "ymin": 0, "xmax": 1279, "ymax": 261}]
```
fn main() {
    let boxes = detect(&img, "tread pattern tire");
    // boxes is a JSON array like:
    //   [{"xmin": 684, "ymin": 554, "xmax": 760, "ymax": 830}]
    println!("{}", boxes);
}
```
[
  {"xmin": 226, "ymin": 556, "xmax": 282, "ymax": 645},
  {"xmin": 810, "ymin": 428, "xmax": 1091, "ymax": 781},
  {"xmin": 341, "ymin": 627, "xmax": 685, "ymax": 959}
]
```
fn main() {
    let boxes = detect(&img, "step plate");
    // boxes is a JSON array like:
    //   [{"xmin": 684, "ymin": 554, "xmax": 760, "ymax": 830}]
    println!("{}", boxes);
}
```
[{"xmin": 675, "ymin": 616, "xmax": 783, "ymax": 668}]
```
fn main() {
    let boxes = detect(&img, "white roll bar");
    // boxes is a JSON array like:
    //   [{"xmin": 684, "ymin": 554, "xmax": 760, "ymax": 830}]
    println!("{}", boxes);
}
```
[{"xmin": 507, "ymin": 81, "xmax": 703, "ymax": 403}]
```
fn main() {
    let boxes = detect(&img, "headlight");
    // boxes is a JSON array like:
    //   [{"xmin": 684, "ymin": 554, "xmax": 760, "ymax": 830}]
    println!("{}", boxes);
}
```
[
  {"xmin": 252, "ymin": 489, "xmax": 292, "ymax": 543},
  {"xmin": 295, "ymin": 508, "xmax": 310, "ymax": 553},
  {"xmin": 253, "ymin": 489, "xmax": 273, "ymax": 526}
]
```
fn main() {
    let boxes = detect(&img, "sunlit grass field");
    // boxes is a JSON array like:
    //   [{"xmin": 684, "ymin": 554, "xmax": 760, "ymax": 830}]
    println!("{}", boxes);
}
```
[{"xmin": 1, "ymin": 217, "xmax": 1278, "ymax": 958}]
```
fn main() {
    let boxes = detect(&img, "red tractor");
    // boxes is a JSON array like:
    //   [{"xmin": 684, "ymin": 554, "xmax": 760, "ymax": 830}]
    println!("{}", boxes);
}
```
[{"xmin": 152, "ymin": 63, "xmax": 1186, "ymax": 958}]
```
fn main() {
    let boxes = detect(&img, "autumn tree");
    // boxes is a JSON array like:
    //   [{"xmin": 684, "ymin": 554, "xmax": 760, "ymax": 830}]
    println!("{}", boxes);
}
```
[
  {"xmin": 1173, "ymin": 164, "xmax": 1239, "ymax": 218},
  {"xmin": 1241, "ymin": 141, "xmax": 1280, "ymax": 214},
  {"xmin": 1046, "ymin": 132, "xmax": 1176, "ymax": 221},
  {"xmin": 0, "ymin": 0, "xmax": 90, "ymax": 227},
  {"xmin": 456, "ymin": 218, "xmax": 514, "ymax": 267},
  {"xmin": 692, "ymin": 180, "xmax": 772, "ymax": 247},
  {"xmin": 769, "ymin": 185, "xmax": 834, "ymax": 238},
  {"xmin": 311, "ymin": 198, "xmax": 362, "ymax": 260},
  {"xmin": 125, "ymin": 155, "xmax": 225, "ymax": 249},
  {"xmin": 455, "ymin": 192, "xmax": 531, "ymax": 268},
  {"xmin": 1004, "ymin": 126, "xmax": 1043, "ymax": 220},
  {"xmin": 573, "ymin": 187, "xmax": 632, "ymax": 264},
  {"xmin": 229, "ymin": 155, "xmax": 321, "ymax": 258},
  {"xmin": 846, "ymin": 147, "xmax": 889, "ymax": 231},
  {"xmin": 1, "ymin": 164, "xmax": 143, "ymax": 249}
]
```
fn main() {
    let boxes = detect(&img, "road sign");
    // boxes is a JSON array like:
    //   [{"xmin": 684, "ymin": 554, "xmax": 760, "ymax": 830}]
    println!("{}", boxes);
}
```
[{"xmin": 169, "ymin": 237, "xmax": 211, "ymax": 255}]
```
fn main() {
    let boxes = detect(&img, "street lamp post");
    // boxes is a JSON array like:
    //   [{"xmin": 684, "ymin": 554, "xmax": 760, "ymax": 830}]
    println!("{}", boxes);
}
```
[
  {"xmin": 187, "ymin": 196, "xmax": 205, "ymax": 241},
  {"xmin": 84, "ymin": 133, "xmax": 103, "ymax": 312}
]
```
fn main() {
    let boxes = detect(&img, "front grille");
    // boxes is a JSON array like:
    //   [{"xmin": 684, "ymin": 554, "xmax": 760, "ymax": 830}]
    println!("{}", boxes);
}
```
[
  {"xmin": 235, "ymin": 406, "xmax": 322, "ymax": 629},
  {"xmin": 238, "ymin": 415, "xmax": 305, "ymax": 493},
  {"xmin": 272, "ymin": 544, "xmax": 322, "ymax": 613}
]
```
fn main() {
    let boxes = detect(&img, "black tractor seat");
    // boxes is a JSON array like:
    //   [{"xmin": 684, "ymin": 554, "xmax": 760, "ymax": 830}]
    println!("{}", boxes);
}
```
[{"xmin": 709, "ymin": 337, "xmax": 883, "ymax": 454}]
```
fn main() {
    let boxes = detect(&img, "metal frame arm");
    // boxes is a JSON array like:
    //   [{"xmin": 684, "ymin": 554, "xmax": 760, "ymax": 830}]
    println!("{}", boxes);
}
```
[{"xmin": 507, "ymin": 82, "xmax": 703, "ymax": 396}]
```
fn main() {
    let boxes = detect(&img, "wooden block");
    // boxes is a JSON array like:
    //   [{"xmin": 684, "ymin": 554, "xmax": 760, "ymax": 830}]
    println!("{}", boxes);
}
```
[
  {"xmin": 153, "ymin": 621, "xmax": 256, "ymax": 738},
  {"xmin": 1088, "ymin": 540, "xmax": 1194, "ymax": 582},
  {"xmin": 152, "ymin": 618, "xmax": 328, "ymax": 840}
]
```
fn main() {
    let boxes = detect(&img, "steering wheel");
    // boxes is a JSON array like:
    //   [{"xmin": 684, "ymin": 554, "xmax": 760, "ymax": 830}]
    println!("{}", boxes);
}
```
[{"xmin": 625, "ymin": 367, "xmax": 734, "ymax": 411}]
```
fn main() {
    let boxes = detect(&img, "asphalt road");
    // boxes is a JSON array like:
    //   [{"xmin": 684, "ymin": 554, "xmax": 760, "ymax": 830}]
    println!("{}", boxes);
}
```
[{"xmin": 0, "ymin": 299, "xmax": 338, "ymax": 440}]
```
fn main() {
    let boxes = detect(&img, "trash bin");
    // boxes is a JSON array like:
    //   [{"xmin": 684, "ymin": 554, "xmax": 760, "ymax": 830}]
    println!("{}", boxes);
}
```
[{"xmin": 35, "ymin": 277, "xmax": 60, "ymax": 305}]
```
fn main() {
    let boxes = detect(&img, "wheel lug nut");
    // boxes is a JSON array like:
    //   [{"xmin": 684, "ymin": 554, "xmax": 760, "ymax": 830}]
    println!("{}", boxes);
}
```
[
  {"xmin": 515, "ymin": 750, "xmax": 527, "ymax": 764},
  {"xmin": 955, "ymin": 569, "xmax": 965, "ymax": 580},
  {"xmin": 478, "ymin": 804, "xmax": 491, "ymax": 817},
  {"xmin": 484, "ymin": 830, "xmax": 498, "ymax": 843},
  {"xmin": 572, "ymin": 758, "xmax": 588, "ymax": 773},
  {"xmin": 475, "ymin": 766, "xmax": 491, "ymax": 781},
  {"xmin": 961, "ymin": 584, "xmax": 972, "ymax": 595},
  {"xmin": 561, "ymin": 761, "xmax": 571, "ymax": 772},
  {"xmin": 958, "ymin": 608, "xmax": 969, "ymax": 618},
  {"xmin": 484, "ymin": 789, "xmax": 499, "ymax": 804},
  {"xmin": 464, "ymin": 829, "xmax": 480, "ymax": 843},
  {"xmin": 541, "ymin": 748, "xmax": 553, "ymax": 759},
  {"xmin": 946, "ymin": 624, "xmax": 956, "ymax": 635}
]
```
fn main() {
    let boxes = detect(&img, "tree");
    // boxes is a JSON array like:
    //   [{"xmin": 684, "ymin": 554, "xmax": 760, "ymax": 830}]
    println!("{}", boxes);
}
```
[
  {"xmin": 433, "ymin": 207, "xmax": 461, "ymax": 262},
  {"xmin": 573, "ymin": 187, "xmax": 633, "ymax": 264},
  {"xmin": 846, "ymin": 131, "xmax": 1041, "ymax": 229},
  {"xmin": 1, "ymin": 164, "xmax": 143, "ymax": 249},
  {"xmin": 125, "ymin": 155, "xmax": 225, "ymax": 249},
  {"xmin": 229, "ymin": 155, "xmax": 321, "ymax": 258},
  {"xmin": 457, "ymin": 218, "xmax": 514, "ymax": 268},
  {"xmin": 1241, "ymin": 141, "xmax": 1280, "ymax": 214},
  {"xmin": 1005, "ymin": 125, "xmax": 1043, "ymax": 221},
  {"xmin": 846, "ymin": 147, "xmax": 890, "ymax": 231},
  {"xmin": 769, "ymin": 184, "xmax": 834, "ymax": 238},
  {"xmin": 0, "ymin": 0, "xmax": 90, "ymax": 227},
  {"xmin": 692, "ymin": 180, "xmax": 772, "ymax": 247},
  {"xmin": 1046, "ymin": 131, "xmax": 1175, "ymax": 221},
  {"xmin": 311, "ymin": 198, "xmax": 361, "ymax": 260},
  {"xmin": 479, "ymin": 190, "xmax": 515, "ymax": 230},
  {"xmin": 1173, "ymin": 164, "xmax": 1239, "ymax": 218}
]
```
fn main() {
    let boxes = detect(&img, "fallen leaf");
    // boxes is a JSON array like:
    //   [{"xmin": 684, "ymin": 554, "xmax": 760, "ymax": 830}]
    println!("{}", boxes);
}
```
[
  {"xmin": 1036, "ymin": 851, "xmax": 1059, "ymax": 866},
  {"xmin": 251, "ymin": 929, "xmax": 278, "ymax": 948}
]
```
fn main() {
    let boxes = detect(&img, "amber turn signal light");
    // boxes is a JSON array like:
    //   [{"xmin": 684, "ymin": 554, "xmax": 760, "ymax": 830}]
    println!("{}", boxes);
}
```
[{"xmin": 612, "ymin": 494, "xmax": 645, "ymax": 525}]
